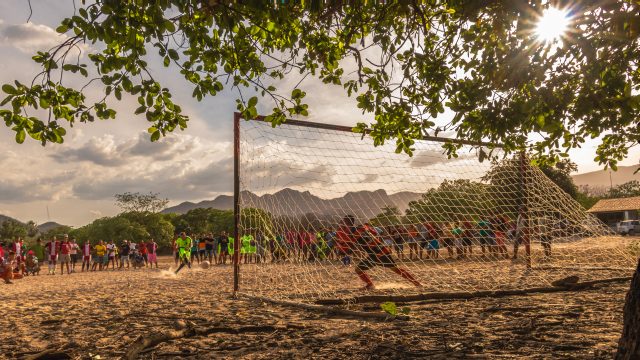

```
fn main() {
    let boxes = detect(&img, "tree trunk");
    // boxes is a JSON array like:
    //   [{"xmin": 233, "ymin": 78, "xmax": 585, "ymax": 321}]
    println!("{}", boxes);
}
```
[{"xmin": 616, "ymin": 258, "xmax": 640, "ymax": 359}]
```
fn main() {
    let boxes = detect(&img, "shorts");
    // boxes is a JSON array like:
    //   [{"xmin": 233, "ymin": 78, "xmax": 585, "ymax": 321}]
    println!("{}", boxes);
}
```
[
  {"xmin": 219, "ymin": 247, "xmax": 229, "ymax": 255},
  {"xmin": 103, "ymin": 255, "xmax": 109, "ymax": 264},
  {"xmin": 121, "ymin": 255, "xmax": 130, "ymax": 262},
  {"xmin": 83, "ymin": 255, "xmax": 91, "ymax": 262},
  {"xmin": 356, "ymin": 253, "xmax": 396, "ymax": 271},
  {"xmin": 71, "ymin": 254, "xmax": 79, "ymax": 263},
  {"xmin": 205, "ymin": 249, "xmax": 214, "ymax": 256},
  {"xmin": 199, "ymin": 249, "xmax": 206, "ymax": 255},
  {"xmin": 91, "ymin": 255, "xmax": 100, "ymax": 263},
  {"xmin": 394, "ymin": 243, "xmax": 404, "ymax": 252},
  {"xmin": 462, "ymin": 237, "xmax": 473, "ymax": 246},
  {"xmin": 427, "ymin": 239, "xmax": 439, "ymax": 250},
  {"xmin": 49, "ymin": 254, "xmax": 58, "ymax": 262},
  {"xmin": 147, "ymin": 253, "xmax": 157, "ymax": 262},
  {"xmin": 59, "ymin": 254, "xmax": 71, "ymax": 263}
]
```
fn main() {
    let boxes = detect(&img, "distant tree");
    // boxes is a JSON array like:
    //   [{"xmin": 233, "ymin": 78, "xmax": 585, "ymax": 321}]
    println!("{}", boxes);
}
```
[
  {"xmin": 369, "ymin": 206, "xmax": 402, "ymax": 227},
  {"xmin": 25, "ymin": 220, "xmax": 39, "ymax": 238},
  {"xmin": 114, "ymin": 192, "xmax": 169, "ymax": 213},
  {"xmin": 42, "ymin": 225, "xmax": 73, "ymax": 239},
  {"xmin": 240, "ymin": 208, "xmax": 274, "ymax": 238},
  {"xmin": 405, "ymin": 179, "xmax": 495, "ymax": 223},
  {"xmin": 606, "ymin": 180, "xmax": 640, "ymax": 199},
  {"xmin": 171, "ymin": 208, "xmax": 234, "ymax": 235},
  {"xmin": 576, "ymin": 192, "xmax": 601, "ymax": 211},
  {"xmin": 578, "ymin": 184, "xmax": 609, "ymax": 198},
  {"xmin": 71, "ymin": 212, "xmax": 175, "ymax": 250},
  {"xmin": 0, "ymin": 219, "xmax": 27, "ymax": 241},
  {"xmin": 80, "ymin": 216, "xmax": 149, "ymax": 244},
  {"xmin": 539, "ymin": 159, "xmax": 579, "ymax": 200},
  {"xmin": 121, "ymin": 212, "xmax": 174, "ymax": 246}
]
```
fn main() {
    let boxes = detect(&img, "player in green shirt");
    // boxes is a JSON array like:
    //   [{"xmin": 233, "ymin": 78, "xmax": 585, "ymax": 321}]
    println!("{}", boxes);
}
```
[
  {"xmin": 30, "ymin": 238, "xmax": 45, "ymax": 262},
  {"xmin": 174, "ymin": 232, "xmax": 193, "ymax": 274}
]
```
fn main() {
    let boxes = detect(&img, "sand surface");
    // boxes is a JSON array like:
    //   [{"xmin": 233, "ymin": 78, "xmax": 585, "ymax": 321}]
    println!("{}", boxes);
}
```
[{"xmin": 0, "ymin": 253, "xmax": 633, "ymax": 359}]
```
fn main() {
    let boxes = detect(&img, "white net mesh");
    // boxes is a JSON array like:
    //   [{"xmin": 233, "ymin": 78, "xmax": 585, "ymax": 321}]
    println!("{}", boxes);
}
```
[{"xmin": 236, "ymin": 119, "xmax": 638, "ymax": 303}]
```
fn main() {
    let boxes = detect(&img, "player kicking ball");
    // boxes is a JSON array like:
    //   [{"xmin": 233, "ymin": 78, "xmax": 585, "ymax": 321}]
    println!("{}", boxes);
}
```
[
  {"xmin": 174, "ymin": 232, "xmax": 192, "ymax": 274},
  {"xmin": 337, "ymin": 215, "xmax": 422, "ymax": 290}
]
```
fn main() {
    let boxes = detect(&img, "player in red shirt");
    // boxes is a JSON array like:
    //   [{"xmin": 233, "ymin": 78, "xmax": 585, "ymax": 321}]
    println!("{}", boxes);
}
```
[
  {"xmin": 147, "ymin": 239, "xmax": 158, "ymax": 269},
  {"xmin": 46, "ymin": 237, "xmax": 59, "ymax": 275},
  {"xmin": 81, "ymin": 240, "xmax": 92, "ymax": 272},
  {"xmin": 336, "ymin": 215, "xmax": 422, "ymax": 290},
  {"xmin": 139, "ymin": 240, "xmax": 149, "ymax": 267},
  {"xmin": 58, "ymin": 237, "xmax": 72, "ymax": 275}
]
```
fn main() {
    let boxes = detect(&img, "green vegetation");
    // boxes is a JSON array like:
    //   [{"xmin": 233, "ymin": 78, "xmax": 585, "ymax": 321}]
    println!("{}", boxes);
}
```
[
  {"xmin": 369, "ymin": 206, "xmax": 402, "ymax": 227},
  {"xmin": 114, "ymin": 192, "xmax": 170, "ymax": 213},
  {"xmin": 0, "ymin": 219, "xmax": 28, "ymax": 240},
  {"xmin": 2, "ymin": 2, "xmax": 639, "ymax": 169}
]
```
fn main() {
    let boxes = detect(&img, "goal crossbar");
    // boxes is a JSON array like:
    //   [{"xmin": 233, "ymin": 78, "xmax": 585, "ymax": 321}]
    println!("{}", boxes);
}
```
[{"xmin": 235, "ymin": 112, "xmax": 505, "ymax": 148}]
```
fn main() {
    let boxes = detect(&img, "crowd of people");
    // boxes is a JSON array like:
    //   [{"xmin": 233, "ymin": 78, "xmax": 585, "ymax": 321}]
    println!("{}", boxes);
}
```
[
  {"xmin": 232, "ymin": 214, "xmax": 555, "ymax": 267},
  {"xmin": 0, "ymin": 234, "xmax": 160, "ymax": 283},
  {"xmin": 1, "ymin": 211, "xmax": 558, "ymax": 288}
]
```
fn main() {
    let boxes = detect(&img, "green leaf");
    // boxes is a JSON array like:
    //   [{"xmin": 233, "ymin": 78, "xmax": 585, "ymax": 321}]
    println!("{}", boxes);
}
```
[
  {"xmin": 2, "ymin": 84, "xmax": 17, "ymax": 95},
  {"xmin": 55, "ymin": 25, "xmax": 69, "ymax": 34},
  {"xmin": 150, "ymin": 130, "xmax": 160, "ymax": 142},
  {"xmin": 15, "ymin": 129, "xmax": 25, "ymax": 144},
  {"xmin": 380, "ymin": 302, "xmax": 397, "ymax": 316},
  {"xmin": 168, "ymin": 49, "xmax": 179, "ymax": 61},
  {"xmin": 248, "ymin": 96, "xmax": 258, "ymax": 107}
]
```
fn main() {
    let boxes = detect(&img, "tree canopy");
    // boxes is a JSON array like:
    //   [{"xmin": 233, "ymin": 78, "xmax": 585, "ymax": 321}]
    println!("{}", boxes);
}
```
[
  {"xmin": 605, "ymin": 180, "xmax": 640, "ymax": 199},
  {"xmin": 2, "ymin": 1, "xmax": 639, "ymax": 168},
  {"xmin": 0, "ymin": 219, "xmax": 28, "ymax": 241},
  {"xmin": 114, "ymin": 192, "xmax": 169, "ymax": 213}
]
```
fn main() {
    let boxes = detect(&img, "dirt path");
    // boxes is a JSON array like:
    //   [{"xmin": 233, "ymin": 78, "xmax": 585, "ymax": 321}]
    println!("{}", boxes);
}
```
[{"xmin": 0, "ymin": 257, "xmax": 629, "ymax": 359}]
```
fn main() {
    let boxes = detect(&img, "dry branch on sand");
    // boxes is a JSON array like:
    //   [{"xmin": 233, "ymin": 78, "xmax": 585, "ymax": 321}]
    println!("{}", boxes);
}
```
[
  {"xmin": 240, "ymin": 293, "xmax": 410, "ymax": 321},
  {"xmin": 315, "ymin": 276, "xmax": 633, "ymax": 305},
  {"xmin": 125, "ymin": 324, "xmax": 283, "ymax": 360}
]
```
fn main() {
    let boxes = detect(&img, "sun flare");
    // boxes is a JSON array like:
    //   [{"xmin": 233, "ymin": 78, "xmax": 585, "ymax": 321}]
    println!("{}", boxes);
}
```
[{"xmin": 535, "ymin": 8, "xmax": 570, "ymax": 42}]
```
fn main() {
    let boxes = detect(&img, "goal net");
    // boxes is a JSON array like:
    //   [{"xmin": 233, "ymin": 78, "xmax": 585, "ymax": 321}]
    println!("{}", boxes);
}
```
[{"xmin": 236, "ymin": 116, "xmax": 637, "ymax": 303}]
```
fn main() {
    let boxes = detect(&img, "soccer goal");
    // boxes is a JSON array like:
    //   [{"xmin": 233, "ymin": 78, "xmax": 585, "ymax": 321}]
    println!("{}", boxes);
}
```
[{"xmin": 232, "ymin": 112, "xmax": 637, "ymax": 304}]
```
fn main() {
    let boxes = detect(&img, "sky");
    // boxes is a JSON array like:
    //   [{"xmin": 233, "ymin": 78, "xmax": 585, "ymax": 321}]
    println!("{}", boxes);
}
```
[{"xmin": 0, "ymin": 1, "xmax": 638, "ymax": 227}]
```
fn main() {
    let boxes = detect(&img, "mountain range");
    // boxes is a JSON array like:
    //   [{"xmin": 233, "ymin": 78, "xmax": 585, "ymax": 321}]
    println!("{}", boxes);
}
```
[
  {"xmin": 162, "ymin": 189, "xmax": 423, "ymax": 219},
  {"xmin": 571, "ymin": 164, "xmax": 639, "ymax": 188},
  {"xmin": 0, "ymin": 215, "xmax": 65, "ymax": 233},
  {"xmin": 162, "ymin": 165, "xmax": 640, "ymax": 218}
]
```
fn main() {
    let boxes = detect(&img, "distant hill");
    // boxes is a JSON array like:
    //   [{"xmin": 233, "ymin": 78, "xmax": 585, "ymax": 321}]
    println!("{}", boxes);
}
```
[
  {"xmin": 162, "ymin": 195, "xmax": 234, "ymax": 214},
  {"xmin": 0, "ymin": 214, "xmax": 21, "ymax": 226},
  {"xmin": 37, "ymin": 222, "xmax": 66, "ymax": 233},
  {"xmin": 163, "ymin": 189, "xmax": 422, "ymax": 219},
  {"xmin": 572, "ymin": 165, "xmax": 639, "ymax": 188},
  {"xmin": 0, "ymin": 215, "xmax": 66, "ymax": 234}
]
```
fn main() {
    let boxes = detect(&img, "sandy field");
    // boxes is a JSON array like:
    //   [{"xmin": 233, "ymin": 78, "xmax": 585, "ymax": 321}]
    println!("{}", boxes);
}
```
[{"xmin": 0, "ymin": 248, "xmax": 635, "ymax": 360}]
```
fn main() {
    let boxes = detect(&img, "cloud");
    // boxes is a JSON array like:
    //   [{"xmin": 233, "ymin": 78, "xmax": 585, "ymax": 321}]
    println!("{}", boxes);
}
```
[
  {"xmin": 50, "ymin": 135, "xmax": 123, "ymax": 166},
  {"xmin": 0, "ymin": 177, "xmax": 67, "ymax": 203},
  {"xmin": 0, "ymin": 22, "xmax": 65, "ymax": 53},
  {"xmin": 89, "ymin": 210, "xmax": 102, "ymax": 217},
  {"xmin": 71, "ymin": 157, "xmax": 234, "ymax": 201},
  {"xmin": 50, "ymin": 132, "xmax": 227, "ymax": 167}
]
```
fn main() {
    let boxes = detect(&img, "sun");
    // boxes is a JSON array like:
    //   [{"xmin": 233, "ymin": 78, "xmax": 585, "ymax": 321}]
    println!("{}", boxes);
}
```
[{"xmin": 535, "ymin": 8, "xmax": 570, "ymax": 42}]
